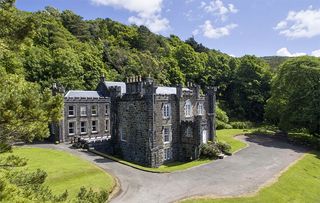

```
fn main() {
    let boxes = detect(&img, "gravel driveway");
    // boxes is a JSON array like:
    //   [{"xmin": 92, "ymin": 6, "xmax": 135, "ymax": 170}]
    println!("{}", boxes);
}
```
[{"xmin": 29, "ymin": 135, "xmax": 306, "ymax": 203}]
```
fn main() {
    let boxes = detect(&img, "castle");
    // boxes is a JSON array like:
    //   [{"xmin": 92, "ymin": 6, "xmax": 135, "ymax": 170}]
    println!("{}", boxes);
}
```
[{"xmin": 52, "ymin": 76, "xmax": 216, "ymax": 168}]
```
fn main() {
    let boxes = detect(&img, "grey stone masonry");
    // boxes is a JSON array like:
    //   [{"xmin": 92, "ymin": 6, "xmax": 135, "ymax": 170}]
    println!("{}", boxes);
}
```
[{"xmin": 52, "ymin": 76, "xmax": 216, "ymax": 168}]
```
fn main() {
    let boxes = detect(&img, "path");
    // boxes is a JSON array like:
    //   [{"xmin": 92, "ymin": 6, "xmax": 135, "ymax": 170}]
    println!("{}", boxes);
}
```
[{"xmin": 29, "ymin": 135, "xmax": 306, "ymax": 203}]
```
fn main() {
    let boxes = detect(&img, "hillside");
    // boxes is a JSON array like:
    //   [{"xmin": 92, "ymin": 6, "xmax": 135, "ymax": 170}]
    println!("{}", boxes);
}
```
[
  {"xmin": 0, "ymin": 2, "xmax": 273, "ymax": 122},
  {"xmin": 261, "ymin": 56, "xmax": 289, "ymax": 71}
]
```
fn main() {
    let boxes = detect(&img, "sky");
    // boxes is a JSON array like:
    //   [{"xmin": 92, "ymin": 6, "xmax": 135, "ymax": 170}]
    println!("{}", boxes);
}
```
[{"xmin": 16, "ymin": 0, "xmax": 320, "ymax": 57}]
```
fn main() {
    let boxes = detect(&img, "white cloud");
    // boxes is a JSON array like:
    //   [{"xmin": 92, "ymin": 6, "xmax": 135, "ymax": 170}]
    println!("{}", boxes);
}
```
[
  {"xmin": 274, "ymin": 7, "xmax": 320, "ymax": 39},
  {"xmin": 91, "ymin": 0, "xmax": 169, "ymax": 33},
  {"xmin": 200, "ymin": 0, "xmax": 238, "ymax": 20},
  {"xmin": 311, "ymin": 49, "xmax": 320, "ymax": 57},
  {"xmin": 192, "ymin": 29, "xmax": 199, "ymax": 36},
  {"xmin": 276, "ymin": 48, "xmax": 307, "ymax": 57},
  {"xmin": 200, "ymin": 20, "xmax": 237, "ymax": 39}
]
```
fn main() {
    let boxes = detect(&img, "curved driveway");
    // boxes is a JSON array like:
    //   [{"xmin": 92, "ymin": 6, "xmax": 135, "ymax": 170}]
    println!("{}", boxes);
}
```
[{"xmin": 32, "ymin": 135, "xmax": 306, "ymax": 203}]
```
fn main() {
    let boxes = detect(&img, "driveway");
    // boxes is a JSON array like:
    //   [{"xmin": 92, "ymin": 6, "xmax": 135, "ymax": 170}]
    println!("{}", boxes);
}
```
[{"xmin": 30, "ymin": 135, "xmax": 306, "ymax": 203}]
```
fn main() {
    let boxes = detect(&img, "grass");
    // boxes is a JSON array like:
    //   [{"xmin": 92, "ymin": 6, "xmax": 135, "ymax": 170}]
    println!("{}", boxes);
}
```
[
  {"xmin": 90, "ymin": 129, "xmax": 252, "ymax": 173},
  {"xmin": 216, "ymin": 129, "xmax": 253, "ymax": 153},
  {"xmin": 91, "ymin": 149, "xmax": 211, "ymax": 173},
  {"xmin": 182, "ymin": 152, "xmax": 320, "ymax": 203},
  {"xmin": 2, "ymin": 147, "xmax": 115, "ymax": 199}
]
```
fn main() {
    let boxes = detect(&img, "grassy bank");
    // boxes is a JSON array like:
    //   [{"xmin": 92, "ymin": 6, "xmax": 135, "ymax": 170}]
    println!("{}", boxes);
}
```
[
  {"xmin": 216, "ymin": 129, "xmax": 252, "ymax": 153},
  {"xmin": 2, "ymin": 147, "xmax": 115, "ymax": 199},
  {"xmin": 183, "ymin": 152, "xmax": 320, "ymax": 203}
]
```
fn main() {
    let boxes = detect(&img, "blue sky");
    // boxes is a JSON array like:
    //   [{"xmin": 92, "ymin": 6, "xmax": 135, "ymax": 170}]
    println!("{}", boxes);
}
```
[{"xmin": 16, "ymin": 0, "xmax": 320, "ymax": 57}]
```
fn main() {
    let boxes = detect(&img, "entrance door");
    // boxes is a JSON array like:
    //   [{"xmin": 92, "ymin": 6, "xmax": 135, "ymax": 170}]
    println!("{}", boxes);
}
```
[{"xmin": 202, "ymin": 130, "xmax": 207, "ymax": 144}]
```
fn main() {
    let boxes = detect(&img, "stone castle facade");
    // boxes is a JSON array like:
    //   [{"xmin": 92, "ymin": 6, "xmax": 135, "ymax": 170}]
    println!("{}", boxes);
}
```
[{"xmin": 52, "ymin": 76, "xmax": 216, "ymax": 168}]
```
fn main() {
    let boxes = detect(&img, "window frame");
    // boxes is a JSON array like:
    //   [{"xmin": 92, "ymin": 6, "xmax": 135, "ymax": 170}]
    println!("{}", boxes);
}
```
[
  {"xmin": 163, "ymin": 126, "xmax": 171, "ymax": 143},
  {"xmin": 105, "ymin": 104, "xmax": 109, "ymax": 115},
  {"xmin": 68, "ymin": 121, "xmax": 75, "ymax": 135},
  {"xmin": 80, "ymin": 106, "xmax": 87, "ymax": 117},
  {"xmin": 185, "ymin": 126, "xmax": 193, "ymax": 137},
  {"xmin": 91, "ymin": 105, "xmax": 98, "ymax": 116},
  {"xmin": 68, "ymin": 105, "xmax": 75, "ymax": 117},
  {"xmin": 164, "ymin": 148, "xmax": 172, "ymax": 161},
  {"xmin": 120, "ymin": 128, "xmax": 127, "ymax": 142},
  {"xmin": 197, "ymin": 102, "xmax": 204, "ymax": 115},
  {"xmin": 80, "ymin": 121, "xmax": 87, "ymax": 134},
  {"xmin": 105, "ymin": 119, "xmax": 109, "ymax": 132},
  {"xmin": 184, "ymin": 100, "xmax": 192, "ymax": 118},
  {"xmin": 162, "ymin": 103, "xmax": 171, "ymax": 119},
  {"xmin": 91, "ymin": 120, "xmax": 98, "ymax": 133}
]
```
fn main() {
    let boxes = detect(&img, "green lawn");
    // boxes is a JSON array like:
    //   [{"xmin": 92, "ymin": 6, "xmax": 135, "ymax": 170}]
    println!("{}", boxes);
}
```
[
  {"xmin": 183, "ymin": 152, "xmax": 320, "ymax": 203},
  {"xmin": 3, "ymin": 147, "xmax": 115, "ymax": 199},
  {"xmin": 90, "ymin": 129, "xmax": 251, "ymax": 173},
  {"xmin": 216, "ymin": 129, "xmax": 252, "ymax": 153},
  {"xmin": 91, "ymin": 149, "xmax": 211, "ymax": 173}
]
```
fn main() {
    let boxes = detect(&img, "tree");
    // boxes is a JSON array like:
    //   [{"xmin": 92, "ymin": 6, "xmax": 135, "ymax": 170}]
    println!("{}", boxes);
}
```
[
  {"xmin": 227, "ymin": 55, "xmax": 272, "ymax": 122},
  {"xmin": 265, "ymin": 56, "xmax": 320, "ymax": 136},
  {"xmin": 0, "ymin": 69, "xmax": 63, "ymax": 151}
]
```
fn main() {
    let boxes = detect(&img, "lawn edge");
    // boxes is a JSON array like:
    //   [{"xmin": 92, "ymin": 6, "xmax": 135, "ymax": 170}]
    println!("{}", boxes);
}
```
[
  {"xmin": 178, "ymin": 152, "xmax": 307, "ymax": 202},
  {"xmin": 16, "ymin": 146, "xmax": 119, "ymax": 201},
  {"xmin": 89, "ymin": 149, "xmax": 214, "ymax": 173}
]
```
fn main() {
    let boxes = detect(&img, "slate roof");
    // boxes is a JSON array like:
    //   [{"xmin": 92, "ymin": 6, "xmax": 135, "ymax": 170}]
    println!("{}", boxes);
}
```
[
  {"xmin": 156, "ymin": 87, "xmax": 192, "ymax": 95},
  {"xmin": 104, "ymin": 81, "xmax": 126, "ymax": 94},
  {"xmin": 65, "ymin": 90, "xmax": 103, "ymax": 98}
]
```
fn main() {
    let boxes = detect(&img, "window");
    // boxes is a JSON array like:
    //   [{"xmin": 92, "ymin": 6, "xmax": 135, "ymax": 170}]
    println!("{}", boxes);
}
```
[
  {"xmin": 105, "ymin": 104, "xmax": 109, "ymax": 115},
  {"xmin": 80, "ymin": 121, "xmax": 87, "ymax": 134},
  {"xmin": 186, "ymin": 127, "xmax": 193, "ymax": 137},
  {"xmin": 163, "ymin": 103, "xmax": 171, "ymax": 118},
  {"xmin": 120, "ymin": 128, "xmax": 127, "ymax": 141},
  {"xmin": 80, "ymin": 106, "xmax": 87, "ymax": 116},
  {"xmin": 197, "ymin": 103, "xmax": 204, "ymax": 115},
  {"xmin": 68, "ymin": 122, "xmax": 75, "ymax": 135},
  {"xmin": 184, "ymin": 100, "xmax": 192, "ymax": 117},
  {"xmin": 163, "ymin": 127, "xmax": 171, "ymax": 143},
  {"xmin": 91, "ymin": 105, "xmax": 97, "ymax": 116},
  {"xmin": 164, "ymin": 148, "xmax": 172, "ymax": 161},
  {"xmin": 105, "ymin": 120, "xmax": 109, "ymax": 131},
  {"xmin": 91, "ymin": 120, "xmax": 98, "ymax": 133},
  {"xmin": 68, "ymin": 106, "xmax": 75, "ymax": 117}
]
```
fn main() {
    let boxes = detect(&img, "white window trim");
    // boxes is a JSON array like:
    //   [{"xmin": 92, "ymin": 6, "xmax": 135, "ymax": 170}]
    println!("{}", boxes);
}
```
[
  {"xmin": 163, "ymin": 126, "xmax": 171, "ymax": 143},
  {"xmin": 91, "ymin": 105, "xmax": 98, "ymax": 116},
  {"xmin": 68, "ymin": 121, "xmax": 76, "ymax": 135},
  {"xmin": 186, "ymin": 127, "xmax": 193, "ymax": 137},
  {"xmin": 184, "ymin": 100, "xmax": 193, "ymax": 118},
  {"xmin": 68, "ymin": 105, "xmax": 75, "ymax": 117},
  {"xmin": 105, "ymin": 119, "xmax": 109, "ymax": 132},
  {"xmin": 164, "ymin": 148, "xmax": 172, "ymax": 161},
  {"xmin": 162, "ymin": 103, "xmax": 171, "ymax": 119},
  {"xmin": 197, "ymin": 103, "xmax": 204, "ymax": 115},
  {"xmin": 80, "ymin": 121, "xmax": 87, "ymax": 135},
  {"xmin": 120, "ymin": 128, "xmax": 127, "ymax": 142},
  {"xmin": 91, "ymin": 120, "xmax": 98, "ymax": 133},
  {"xmin": 80, "ymin": 106, "xmax": 87, "ymax": 117}
]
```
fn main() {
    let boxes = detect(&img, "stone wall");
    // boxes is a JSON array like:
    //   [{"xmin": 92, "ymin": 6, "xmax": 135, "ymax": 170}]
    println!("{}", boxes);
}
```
[{"xmin": 62, "ymin": 97, "xmax": 111, "ymax": 142}]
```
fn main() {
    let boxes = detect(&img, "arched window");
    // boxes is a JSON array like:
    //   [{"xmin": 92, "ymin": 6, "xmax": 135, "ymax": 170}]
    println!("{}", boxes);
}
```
[
  {"xmin": 163, "ymin": 103, "xmax": 171, "ymax": 118},
  {"xmin": 186, "ymin": 127, "xmax": 193, "ymax": 137},
  {"xmin": 197, "ymin": 103, "xmax": 204, "ymax": 115},
  {"xmin": 184, "ymin": 100, "xmax": 192, "ymax": 117}
]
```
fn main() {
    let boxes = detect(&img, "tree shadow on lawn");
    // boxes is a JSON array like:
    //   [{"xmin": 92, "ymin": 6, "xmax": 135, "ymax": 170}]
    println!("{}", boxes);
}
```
[{"xmin": 243, "ymin": 133, "xmax": 309, "ymax": 154}]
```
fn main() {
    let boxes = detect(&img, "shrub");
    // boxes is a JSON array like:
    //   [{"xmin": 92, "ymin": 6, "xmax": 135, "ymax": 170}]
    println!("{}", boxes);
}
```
[
  {"xmin": 216, "ymin": 120, "xmax": 232, "ymax": 130},
  {"xmin": 216, "ymin": 141, "xmax": 232, "ymax": 155},
  {"xmin": 288, "ymin": 133, "xmax": 320, "ymax": 150},
  {"xmin": 230, "ymin": 121, "xmax": 253, "ymax": 129},
  {"xmin": 200, "ymin": 143, "xmax": 220, "ymax": 159}
]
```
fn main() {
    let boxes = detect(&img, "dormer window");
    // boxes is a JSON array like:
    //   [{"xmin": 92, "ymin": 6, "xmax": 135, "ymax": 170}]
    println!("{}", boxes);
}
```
[
  {"xmin": 163, "ymin": 103, "xmax": 171, "ymax": 119},
  {"xmin": 184, "ymin": 100, "xmax": 192, "ymax": 117},
  {"xmin": 197, "ymin": 103, "xmax": 204, "ymax": 115}
]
